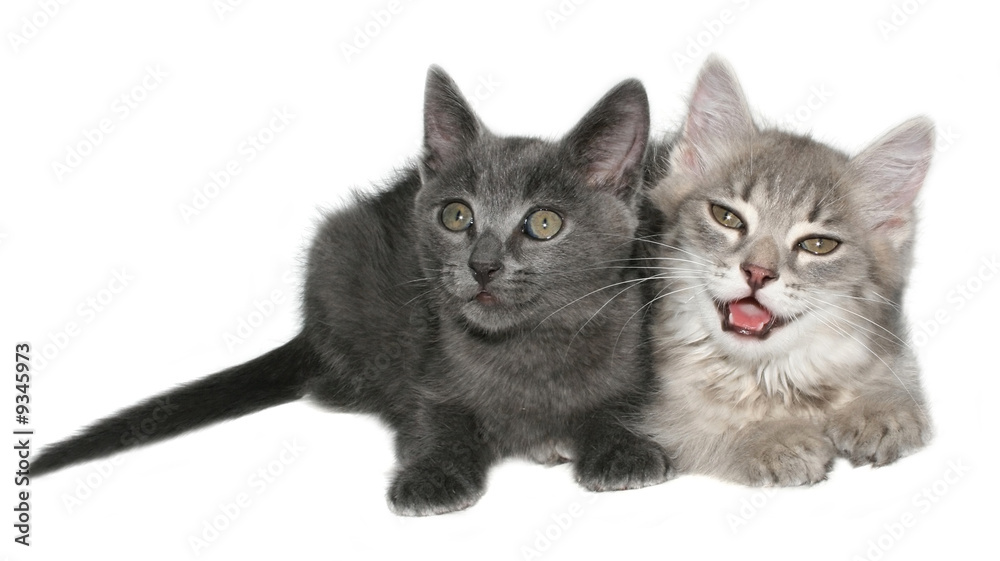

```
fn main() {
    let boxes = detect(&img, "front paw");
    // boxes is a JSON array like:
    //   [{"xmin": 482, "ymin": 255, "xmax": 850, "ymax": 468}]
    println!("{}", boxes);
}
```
[
  {"xmin": 735, "ymin": 423, "xmax": 835, "ymax": 486},
  {"xmin": 575, "ymin": 433, "xmax": 671, "ymax": 492},
  {"xmin": 387, "ymin": 457, "xmax": 486, "ymax": 516},
  {"xmin": 828, "ymin": 401, "xmax": 930, "ymax": 467}
]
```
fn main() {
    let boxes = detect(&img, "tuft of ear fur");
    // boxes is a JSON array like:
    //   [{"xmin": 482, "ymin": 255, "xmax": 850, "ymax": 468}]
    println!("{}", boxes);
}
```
[
  {"xmin": 563, "ymin": 78, "xmax": 650, "ymax": 199},
  {"xmin": 422, "ymin": 65, "xmax": 483, "ymax": 175},
  {"xmin": 671, "ymin": 55, "xmax": 755, "ymax": 177},
  {"xmin": 846, "ymin": 116, "xmax": 935, "ymax": 248}
]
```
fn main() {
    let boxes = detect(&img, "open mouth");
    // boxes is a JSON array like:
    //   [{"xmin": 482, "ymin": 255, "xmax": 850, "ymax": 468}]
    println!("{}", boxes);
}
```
[{"xmin": 718, "ymin": 297, "xmax": 784, "ymax": 339}]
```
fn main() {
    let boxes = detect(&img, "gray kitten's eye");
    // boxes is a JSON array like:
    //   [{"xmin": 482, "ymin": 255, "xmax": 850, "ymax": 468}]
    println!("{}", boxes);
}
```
[
  {"xmin": 524, "ymin": 209, "xmax": 563, "ymax": 240},
  {"xmin": 798, "ymin": 237, "xmax": 840, "ymax": 255},
  {"xmin": 441, "ymin": 202, "xmax": 473, "ymax": 232},
  {"xmin": 711, "ymin": 204, "xmax": 744, "ymax": 229}
]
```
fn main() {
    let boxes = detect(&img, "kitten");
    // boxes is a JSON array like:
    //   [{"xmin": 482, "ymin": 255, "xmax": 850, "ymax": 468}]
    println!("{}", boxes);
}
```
[
  {"xmin": 34, "ymin": 66, "xmax": 670, "ymax": 514},
  {"xmin": 642, "ymin": 57, "xmax": 933, "ymax": 486}
]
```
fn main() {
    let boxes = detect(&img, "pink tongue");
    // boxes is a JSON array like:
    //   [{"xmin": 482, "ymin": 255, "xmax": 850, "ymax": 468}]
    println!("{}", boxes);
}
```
[{"xmin": 729, "ymin": 298, "xmax": 773, "ymax": 331}]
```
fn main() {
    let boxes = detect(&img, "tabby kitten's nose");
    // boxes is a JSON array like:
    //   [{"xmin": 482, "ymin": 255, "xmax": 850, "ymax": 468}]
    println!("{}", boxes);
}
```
[{"xmin": 741, "ymin": 263, "xmax": 778, "ymax": 291}]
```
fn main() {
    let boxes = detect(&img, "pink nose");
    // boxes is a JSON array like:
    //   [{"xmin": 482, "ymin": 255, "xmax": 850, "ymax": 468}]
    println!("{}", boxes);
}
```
[{"xmin": 741, "ymin": 263, "xmax": 778, "ymax": 290}]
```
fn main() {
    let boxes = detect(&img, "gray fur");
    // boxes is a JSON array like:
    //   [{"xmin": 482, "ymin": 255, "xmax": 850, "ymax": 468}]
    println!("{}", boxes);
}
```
[{"xmin": 642, "ymin": 56, "xmax": 934, "ymax": 486}]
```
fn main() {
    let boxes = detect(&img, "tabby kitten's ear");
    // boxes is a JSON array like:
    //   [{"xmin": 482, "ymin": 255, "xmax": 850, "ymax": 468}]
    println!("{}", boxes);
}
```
[
  {"xmin": 846, "ymin": 116, "xmax": 935, "ymax": 249},
  {"xmin": 671, "ymin": 55, "xmax": 755, "ymax": 178},
  {"xmin": 563, "ymin": 78, "xmax": 650, "ymax": 199},
  {"xmin": 422, "ymin": 65, "xmax": 483, "ymax": 175}
]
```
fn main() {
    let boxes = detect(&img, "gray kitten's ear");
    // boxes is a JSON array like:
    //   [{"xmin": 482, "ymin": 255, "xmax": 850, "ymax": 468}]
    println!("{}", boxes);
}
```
[
  {"xmin": 423, "ymin": 65, "xmax": 482, "ymax": 174},
  {"xmin": 563, "ymin": 78, "xmax": 650, "ymax": 198},
  {"xmin": 847, "ymin": 116, "xmax": 935, "ymax": 247},
  {"xmin": 671, "ymin": 56, "xmax": 755, "ymax": 177}
]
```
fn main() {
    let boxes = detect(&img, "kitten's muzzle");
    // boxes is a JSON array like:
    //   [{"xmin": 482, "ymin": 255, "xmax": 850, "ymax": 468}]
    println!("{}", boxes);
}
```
[{"xmin": 468, "ymin": 234, "xmax": 504, "ymax": 289}]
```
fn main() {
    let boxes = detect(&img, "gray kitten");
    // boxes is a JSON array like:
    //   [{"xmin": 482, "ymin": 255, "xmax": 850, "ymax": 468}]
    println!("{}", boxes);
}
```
[
  {"xmin": 33, "ymin": 66, "xmax": 670, "ymax": 514},
  {"xmin": 642, "ymin": 57, "xmax": 934, "ymax": 486}
]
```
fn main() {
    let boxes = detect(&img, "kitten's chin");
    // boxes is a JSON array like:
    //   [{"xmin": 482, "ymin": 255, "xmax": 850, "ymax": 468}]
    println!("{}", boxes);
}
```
[{"xmin": 457, "ymin": 295, "xmax": 528, "ymax": 334}]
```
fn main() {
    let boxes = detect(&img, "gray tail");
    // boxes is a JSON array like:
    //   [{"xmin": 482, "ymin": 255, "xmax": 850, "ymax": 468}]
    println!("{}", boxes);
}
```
[{"xmin": 33, "ymin": 334, "xmax": 325, "ymax": 476}]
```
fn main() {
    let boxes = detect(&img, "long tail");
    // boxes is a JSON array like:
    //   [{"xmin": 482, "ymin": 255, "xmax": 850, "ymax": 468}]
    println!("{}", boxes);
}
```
[{"xmin": 33, "ymin": 333, "xmax": 325, "ymax": 476}]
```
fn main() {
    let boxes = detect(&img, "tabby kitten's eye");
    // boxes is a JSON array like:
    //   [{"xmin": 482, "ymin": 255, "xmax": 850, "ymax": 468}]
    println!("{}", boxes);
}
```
[
  {"xmin": 441, "ymin": 201, "xmax": 474, "ymax": 232},
  {"xmin": 524, "ymin": 209, "xmax": 563, "ymax": 240},
  {"xmin": 711, "ymin": 204, "xmax": 744, "ymax": 230},
  {"xmin": 798, "ymin": 237, "xmax": 840, "ymax": 255}
]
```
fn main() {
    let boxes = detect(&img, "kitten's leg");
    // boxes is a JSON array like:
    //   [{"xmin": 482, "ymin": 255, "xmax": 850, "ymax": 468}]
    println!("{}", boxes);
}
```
[
  {"xmin": 827, "ymin": 390, "xmax": 931, "ymax": 467},
  {"xmin": 387, "ymin": 404, "xmax": 494, "ymax": 516},
  {"xmin": 572, "ymin": 407, "xmax": 671, "ymax": 492},
  {"xmin": 723, "ymin": 418, "xmax": 836, "ymax": 486}
]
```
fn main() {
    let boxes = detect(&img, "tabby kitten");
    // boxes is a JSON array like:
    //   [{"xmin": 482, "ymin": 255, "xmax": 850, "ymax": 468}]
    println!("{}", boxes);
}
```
[
  {"xmin": 643, "ymin": 57, "xmax": 933, "ymax": 486},
  {"xmin": 34, "ymin": 67, "xmax": 670, "ymax": 514}
]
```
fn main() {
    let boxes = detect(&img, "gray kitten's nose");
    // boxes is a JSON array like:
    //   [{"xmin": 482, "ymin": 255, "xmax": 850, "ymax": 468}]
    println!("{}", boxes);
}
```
[
  {"xmin": 469, "ymin": 234, "xmax": 503, "ymax": 287},
  {"xmin": 469, "ymin": 260, "xmax": 502, "ymax": 286},
  {"xmin": 741, "ymin": 263, "xmax": 778, "ymax": 291}
]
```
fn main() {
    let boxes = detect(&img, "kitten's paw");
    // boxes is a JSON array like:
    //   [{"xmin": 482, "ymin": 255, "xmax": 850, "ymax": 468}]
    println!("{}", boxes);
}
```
[
  {"xmin": 736, "ymin": 425, "xmax": 835, "ymax": 487},
  {"xmin": 387, "ymin": 458, "xmax": 485, "ymax": 516},
  {"xmin": 574, "ymin": 433, "xmax": 672, "ymax": 492},
  {"xmin": 828, "ymin": 402, "xmax": 930, "ymax": 467}
]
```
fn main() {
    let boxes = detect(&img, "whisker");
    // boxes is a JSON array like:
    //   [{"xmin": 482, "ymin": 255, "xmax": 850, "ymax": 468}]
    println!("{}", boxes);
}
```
[
  {"xmin": 799, "ymin": 298, "xmax": 904, "ymax": 350},
  {"xmin": 871, "ymin": 290, "xmax": 903, "ymax": 312},
  {"xmin": 631, "ymin": 237, "xmax": 722, "ymax": 266},
  {"xmin": 801, "ymin": 301, "xmax": 893, "ymax": 356},
  {"xmin": 799, "ymin": 293, "xmax": 910, "ymax": 348},
  {"xmin": 800, "ymin": 302, "xmax": 930, "ymax": 424},
  {"xmin": 612, "ymin": 283, "xmax": 709, "ymax": 356},
  {"xmin": 802, "ymin": 288, "xmax": 901, "ymax": 311},
  {"xmin": 533, "ymin": 264, "xmax": 707, "ymax": 276},
  {"xmin": 583, "ymin": 232, "xmax": 719, "ymax": 267},
  {"xmin": 532, "ymin": 276, "xmax": 650, "ymax": 331},
  {"xmin": 392, "ymin": 276, "xmax": 436, "ymax": 288},
  {"xmin": 398, "ymin": 287, "xmax": 437, "ymax": 309},
  {"xmin": 565, "ymin": 279, "xmax": 655, "ymax": 359}
]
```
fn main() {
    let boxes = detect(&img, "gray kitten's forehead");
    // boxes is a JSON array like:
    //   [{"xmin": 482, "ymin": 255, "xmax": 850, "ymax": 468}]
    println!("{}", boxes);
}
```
[{"xmin": 471, "ymin": 138, "xmax": 581, "ymax": 205}]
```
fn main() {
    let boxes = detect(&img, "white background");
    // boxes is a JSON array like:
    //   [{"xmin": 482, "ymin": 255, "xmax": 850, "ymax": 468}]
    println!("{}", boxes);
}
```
[{"xmin": 2, "ymin": 1, "xmax": 997, "ymax": 560}]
